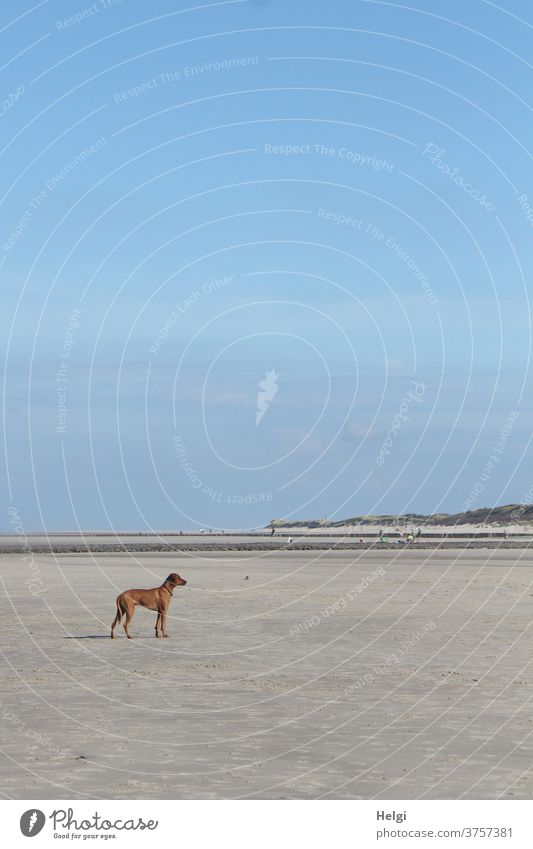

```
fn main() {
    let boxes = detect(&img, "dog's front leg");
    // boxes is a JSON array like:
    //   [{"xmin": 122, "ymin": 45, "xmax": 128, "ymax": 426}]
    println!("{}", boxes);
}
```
[{"xmin": 155, "ymin": 612, "xmax": 161, "ymax": 637}]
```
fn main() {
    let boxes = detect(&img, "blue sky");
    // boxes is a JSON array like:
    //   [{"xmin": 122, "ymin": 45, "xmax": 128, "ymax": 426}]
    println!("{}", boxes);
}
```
[{"xmin": 1, "ymin": 0, "xmax": 533, "ymax": 531}]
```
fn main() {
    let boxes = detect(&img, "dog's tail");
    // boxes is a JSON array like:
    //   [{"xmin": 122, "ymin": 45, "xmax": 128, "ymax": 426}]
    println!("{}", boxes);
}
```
[
  {"xmin": 111, "ymin": 597, "xmax": 123, "ymax": 638},
  {"xmin": 111, "ymin": 596, "xmax": 122, "ymax": 628}
]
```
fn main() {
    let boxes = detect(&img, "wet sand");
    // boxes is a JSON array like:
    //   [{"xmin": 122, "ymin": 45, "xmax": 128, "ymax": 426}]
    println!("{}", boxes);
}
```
[
  {"xmin": 0, "ymin": 548, "xmax": 531, "ymax": 799},
  {"xmin": 1, "ymin": 531, "xmax": 531, "ymax": 554}
]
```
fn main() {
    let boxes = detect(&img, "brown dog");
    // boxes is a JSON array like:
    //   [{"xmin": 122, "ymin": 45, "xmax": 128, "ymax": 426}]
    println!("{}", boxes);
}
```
[{"xmin": 111, "ymin": 573, "xmax": 187, "ymax": 639}]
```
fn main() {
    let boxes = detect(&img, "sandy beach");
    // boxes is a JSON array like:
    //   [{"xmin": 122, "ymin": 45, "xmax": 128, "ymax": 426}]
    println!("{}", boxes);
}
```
[{"xmin": 0, "ymin": 546, "xmax": 531, "ymax": 799}]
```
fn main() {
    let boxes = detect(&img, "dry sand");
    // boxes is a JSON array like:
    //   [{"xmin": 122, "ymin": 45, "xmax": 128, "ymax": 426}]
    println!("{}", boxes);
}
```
[{"xmin": 0, "ymin": 547, "xmax": 532, "ymax": 799}]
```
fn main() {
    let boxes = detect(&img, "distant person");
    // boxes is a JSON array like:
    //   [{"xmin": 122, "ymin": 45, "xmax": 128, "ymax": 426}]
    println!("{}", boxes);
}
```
[
  {"xmin": 271, "ymin": 527, "xmax": 275, "ymax": 536},
  {"xmin": 288, "ymin": 536, "xmax": 293, "ymax": 544}
]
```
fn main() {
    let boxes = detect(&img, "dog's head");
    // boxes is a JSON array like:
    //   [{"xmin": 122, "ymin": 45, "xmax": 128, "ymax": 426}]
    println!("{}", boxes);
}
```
[{"xmin": 166, "ymin": 572, "xmax": 187, "ymax": 587}]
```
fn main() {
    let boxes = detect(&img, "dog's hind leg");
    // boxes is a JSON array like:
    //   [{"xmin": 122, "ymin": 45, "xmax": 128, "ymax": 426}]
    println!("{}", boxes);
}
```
[{"xmin": 122, "ymin": 598, "xmax": 134, "ymax": 639}]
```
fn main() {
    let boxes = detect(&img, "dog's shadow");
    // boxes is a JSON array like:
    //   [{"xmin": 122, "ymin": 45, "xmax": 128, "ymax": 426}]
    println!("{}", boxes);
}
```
[
  {"xmin": 64, "ymin": 635, "xmax": 154, "ymax": 640},
  {"xmin": 64, "ymin": 635, "xmax": 112, "ymax": 640}
]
